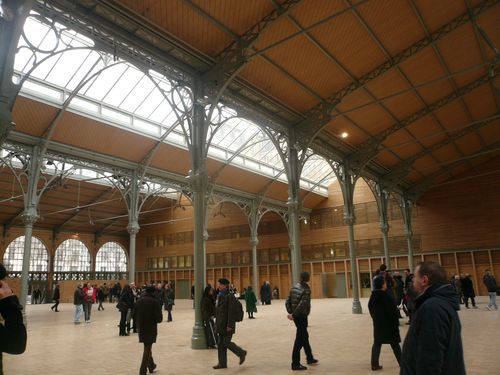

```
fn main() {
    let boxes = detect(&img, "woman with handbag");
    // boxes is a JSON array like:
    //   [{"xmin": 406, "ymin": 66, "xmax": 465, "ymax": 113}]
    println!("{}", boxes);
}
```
[
  {"xmin": 245, "ymin": 286, "xmax": 257, "ymax": 319},
  {"xmin": 117, "ymin": 284, "xmax": 134, "ymax": 336}
]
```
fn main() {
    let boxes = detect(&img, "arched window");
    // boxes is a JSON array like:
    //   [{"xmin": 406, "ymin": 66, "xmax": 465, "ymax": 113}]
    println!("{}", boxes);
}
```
[
  {"xmin": 95, "ymin": 242, "xmax": 127, "ymax": 272},
  {"xmin": 54, "ymin": 239, "xmax": 90, "ymax": 272},
  {"xmin": 2, "ymin": 236, "xmax": 49, "ymax": 272}
]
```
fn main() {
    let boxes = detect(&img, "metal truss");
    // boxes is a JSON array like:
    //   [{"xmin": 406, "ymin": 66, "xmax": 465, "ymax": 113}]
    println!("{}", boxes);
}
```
[
  {"xmin": 199, "ymin": 0, "xmax": 303, "ymax": 98},
  {"xmin": 294, "ymin": 0, "xmax": 497, "ymax": 138},
  {"xmin": 347, "ymin": 74, "xmax": 492, "ymax": 170},
  {"xmin": 407, "ymin": 140, "xmax": 500, "ymax": 199},
  {"xmin": 382, "ymin": 115, "xmax": 499, "ymax": 187}
]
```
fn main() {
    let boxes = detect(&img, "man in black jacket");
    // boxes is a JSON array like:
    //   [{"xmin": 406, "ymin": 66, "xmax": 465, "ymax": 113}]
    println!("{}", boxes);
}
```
[
  {"xmin": 50, "ymin": 284, "xmax": 60, "ymax": 312},
  {"xmin": 483, "ymin": 269, "xmax": 498, "ymax": 310},
  {"xmin": 401, "ymin": 261, "xmax": 466, "ymax": 375},
  {"xmin": 134, "ymin": 285, "xmax": 163, "ymax": 375},
  {"xmin": 0, "ymin": 263, "xmax": 27, "ymax": 375},
  {"xmin": 213, "ymin": 278, "xmax": 246, "ymax": 369},
  {"xmin": 286, "ymin": 271, "xmax": 318, "ymax": 371}
]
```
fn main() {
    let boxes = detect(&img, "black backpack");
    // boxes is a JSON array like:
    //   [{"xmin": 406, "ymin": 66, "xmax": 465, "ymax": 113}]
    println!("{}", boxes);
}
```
[{"xmin": 231, "ymin": 293, "xmax": 244, "ymax": 322}]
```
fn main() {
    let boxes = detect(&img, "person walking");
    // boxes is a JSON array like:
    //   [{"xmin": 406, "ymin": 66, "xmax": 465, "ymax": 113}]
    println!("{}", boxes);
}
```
[
  {"xmin": 164, "ymin": 283, "xmax": 174, "ymax": 322},
  {"xmin": 51, "ymin": 284, "xmax": 60, "ymax": 312},
  {"xmin": 244, "ymin": 286, "xmax": 257, "ymax": 319},
  {"xmin": 285, "ymin": 271, "xmax": 318, "ymax": 371},
  {"xmin": 483, "ymin": 269, "xmax": 498, "ymax": 310},
  {"xmin": 73, "ymin": 284, "xmax": 85, "ymax": 324},
  {"xmin": 201, "ymin": 285, "xmax": 217, "ymax": 348},
  {"xmin": 461, "ymin": 274, "xmax": 478, "ymax": 309},
  {"xmin": 213, "ymin": 278, "xmax": 247, "ymax": 369},
  {"xmin": 97, "ymin": 285, "xmax": 105, "ymax": 311},
  {"xmin": 368, "ymin": 276, "xmax": 401, "ymax": 371},
  {"xmin": 133, "ymin": 285, "xmax": 163, "ymax": 375},
  {"xmin": 401, "ymin": 262, "xmax": 466, "ymax": 375}
]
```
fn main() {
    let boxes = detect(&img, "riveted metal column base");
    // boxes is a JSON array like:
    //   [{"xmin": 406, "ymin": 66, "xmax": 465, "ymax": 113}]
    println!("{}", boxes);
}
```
[
  {"xmin": 352, "ymin": 299, "xmax": 363, "ymax": 314},
  {"xmin": 191, "ymin": 321, "xmax": 207, "ymax": 349}
]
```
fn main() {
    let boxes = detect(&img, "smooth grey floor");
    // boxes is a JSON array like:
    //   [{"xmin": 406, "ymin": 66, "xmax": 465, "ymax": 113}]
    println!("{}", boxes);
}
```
[{"xmin": 4, "ymin": 296, "xmax": 499, "ymax": 375}]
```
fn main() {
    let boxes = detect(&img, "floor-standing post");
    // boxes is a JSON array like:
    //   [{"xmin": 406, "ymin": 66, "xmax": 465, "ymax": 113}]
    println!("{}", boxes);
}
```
[
  {"xmin": 20, "ymin": 146, "xmax": 41, "ymax": 323},
  {"xmin": 339, "ymin": 164, "xmax": 362, "ymax": 314},
  {"xmin": 400, "ymin": 197, "xmax": 414, "ymax": 272},
  {"xmin": 190, "ymin": 80, "xmax": 207, "ymax": 349},
  {"xmin": 126, "ymin": 172, "xmax": 140, "ymax": 284},
  {"xmin": 287, "ymin": 131, "xmax": 302, "ymax": 285},
  {"xmin": 0, "ymin": 0, "xmax": 33, "ymax": 146},
  {"xmin": 249, "ymin": 204, "xmax": 260, "ymax": 294},
  {"xmin": 378, "ymin": 189, "xmax": 391, "ymax": 270}
]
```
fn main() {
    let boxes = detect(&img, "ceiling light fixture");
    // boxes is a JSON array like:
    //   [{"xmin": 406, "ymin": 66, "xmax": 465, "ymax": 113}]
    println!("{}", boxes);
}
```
[{"xmin": 341, "ymin": 132, "xmax": 348, "ymax": 138}]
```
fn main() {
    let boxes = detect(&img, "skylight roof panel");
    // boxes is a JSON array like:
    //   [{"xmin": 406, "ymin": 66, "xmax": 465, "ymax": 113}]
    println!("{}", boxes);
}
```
[
  {"xmin": 84, "ymin": 63, "xmax": 128, "ymax": 101},
  {"xmin": 119, "ymin": 76, "xmax": 155, "ymax": 112},
  {"xmin": 102, "ymin": 66, "xmax": 143, "ymax": 107}
]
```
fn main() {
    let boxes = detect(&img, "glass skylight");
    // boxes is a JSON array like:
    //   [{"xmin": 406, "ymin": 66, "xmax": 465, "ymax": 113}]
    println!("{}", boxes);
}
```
[{"xmin": 13, "ymin": 12, "xmax": 335, "ymax": 196}]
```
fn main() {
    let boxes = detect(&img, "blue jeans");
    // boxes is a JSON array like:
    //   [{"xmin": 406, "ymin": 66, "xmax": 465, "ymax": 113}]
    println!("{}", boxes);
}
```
[
  {"xmin": 74, "ymin": 304, "xmax": 83, "ymax": 322},
  {"xmin": 488, "ymin": 292, "xmax": 498, "ymax": 309}
]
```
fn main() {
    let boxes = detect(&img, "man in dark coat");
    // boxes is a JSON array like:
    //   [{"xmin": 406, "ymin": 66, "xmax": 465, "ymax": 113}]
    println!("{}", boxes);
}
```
[
  {"xmin": 401, "ymin": 261, "xmax": 466, "ymax": 375},
  {"xmin": 51, "ymin": 284, "xmax": 60, "ymax": 312},
  {"xmin": 73, "ymin": 284, "xmax": 85, "ymax": 324},
  {"xmin": 368, "ymin": 275, "xmax": 401, "ymax": 371},
  {"xmin": 133, "ymin": 285, "xmax": 163, "ymax": 375},
  {"xmin": 213, "ymin": 278, "xmax": 246, "ymax": 369},
  {"xmin": 286, "ymin": 271, "xmax": 318, "ymax": 371},
  {"xmin": 461, "ymin": 274, "xmax": 477, "ymax": 309},
  {"xmin": 0, "ymin": 263, "xmax": 27, "ymax": 375}
]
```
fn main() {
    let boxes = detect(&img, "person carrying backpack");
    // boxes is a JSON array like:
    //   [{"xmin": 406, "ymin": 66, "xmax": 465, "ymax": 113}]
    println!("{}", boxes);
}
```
[
  {"xmin": 286, "ymin": 271, "xmax": 319, "ymax": 371},
  {"xmin": 213, "ymin": 278, "xmax": 247, "ymax": 370}
]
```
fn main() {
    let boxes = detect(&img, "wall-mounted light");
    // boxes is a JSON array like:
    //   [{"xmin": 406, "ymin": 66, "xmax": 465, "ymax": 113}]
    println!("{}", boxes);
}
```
[{"xmin": 341, "ymin": 132, "xmax": 348, "ymax": 138}]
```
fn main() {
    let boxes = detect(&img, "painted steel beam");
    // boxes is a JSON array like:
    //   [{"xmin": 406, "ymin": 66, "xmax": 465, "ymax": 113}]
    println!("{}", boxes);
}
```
[
  {"xmin": 294, "ymin": 0, "xmax": 497, "ymax": 137},
  {"xmin": 197, "ymin": 0, "xmax": 303, "ymax": 94},
  {"xmin": 407, "ymin": 141, "xmax": 500, "ymax": 198},
  {"xmin": 347, "ymin": 74, "xmax": 491, "ymax": 169},
  {"xmin": 383, "ymin": 115, "xmax": 499, "ymax": 186}
]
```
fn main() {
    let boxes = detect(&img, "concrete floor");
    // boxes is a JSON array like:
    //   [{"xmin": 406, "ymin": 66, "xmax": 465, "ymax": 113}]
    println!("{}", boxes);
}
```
[{"xmin": 4, "ymin": 296, "xmax": 500, "ymax": 375}]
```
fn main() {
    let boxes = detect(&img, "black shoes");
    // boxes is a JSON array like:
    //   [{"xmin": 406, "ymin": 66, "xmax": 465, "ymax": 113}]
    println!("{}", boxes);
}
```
[
  {"xmin": 372, "ymin": 365, "xmax": 383, "ymax": 371},
  {"xmin": 148, "ymin": 363, "xmax": 157, "ymax": 373},
  {"xmin": 213, "ymin": 364, "xmax": 227, "ymax": 369},
  {"xmin": 239, "ymin": 350, "xmax": 247, "ymax": 365},
  {"xmin": 307, "ymin": 358, "xmax": 318, "ymax": 365},
  {"xmin": 292, "ymin": 364, "xmax": 307, "ymax": 371}
]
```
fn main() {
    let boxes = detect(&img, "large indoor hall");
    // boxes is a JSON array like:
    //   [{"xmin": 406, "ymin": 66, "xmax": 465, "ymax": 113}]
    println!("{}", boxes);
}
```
[{"xmin": 0, "ymin": 0, "xmax": 499, "ymax": 375}]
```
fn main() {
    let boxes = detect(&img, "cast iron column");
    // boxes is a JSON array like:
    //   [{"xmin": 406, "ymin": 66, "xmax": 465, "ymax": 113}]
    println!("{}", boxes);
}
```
[
  {"xmin": 287, "ymin": 132, "xmax": 302, "ymax": 284},
  {"xmin": 190, "ymin": 80, "xmax": 207, "ymax": 349},
  {"xmin": 127, "ymin": 221, "xmax": 139, "ymax": 283},
  {"xmin": 340, "ymin": 165, "xmax": 362, "ymax": 314},
  {"xmin": 249, "ymin": 203, "xmax": 259, "ymax": 294},
  {"xmin": 0, "ymin": 0, "xmax": 33, "ymax": 146},
  {"xmin": 401, "ymin": 197, "xmax": 414, "ymax": 271}
]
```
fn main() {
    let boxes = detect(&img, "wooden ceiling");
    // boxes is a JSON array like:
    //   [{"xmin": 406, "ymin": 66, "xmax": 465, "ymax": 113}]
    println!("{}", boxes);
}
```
[{"xmin": 3, "ymin": 0, "xmax": 500, "ymax": 235}]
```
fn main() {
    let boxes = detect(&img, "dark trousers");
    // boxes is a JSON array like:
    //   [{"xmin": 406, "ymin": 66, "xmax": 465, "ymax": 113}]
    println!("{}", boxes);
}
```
[
  {"xmin": 217, "ymin": 333, "xmax": 245, "ymax": 366},
  {"xmin": 51, "ymin": 300, "xmax": 59, "ymax": 311},
  {"xmin": 464, "ymin": 295, "xmax": 476, "ymax": 307},
  {"xmin": 119, "ymin": 309, "xmax": 128, "ymax": 335},
  {"xmin": 83, "ymin": 301, "xmax": 92, "ymax": 321},
  {"xmin": 167, "ymin": 309, "xmax": 172, "ymax": 322},
  {"xmin": 98, "ymin": 300, "xmax": 104, "ymax": 310},
  {"xmin": 139, "ymin": 343, "xmax": 156, "ymax": 375},
  {"xmin": 292, "ymin": 316, "xmax": 314, "ymax": 365},
  {"xmin": 371, "ymin": 341, "xmax": 401, "ymax": 367}
]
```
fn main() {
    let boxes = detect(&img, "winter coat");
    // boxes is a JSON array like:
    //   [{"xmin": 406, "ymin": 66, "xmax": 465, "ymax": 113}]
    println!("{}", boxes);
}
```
[
  {"xmin": 83, "ymin": 286, "xmax": 96, "ymax": 303},
  {"xmin": 285, "ymin": 281, "xmax": 311, "ymax": 318},
  {"xmin": 483, "ymin": 274, "xmax": 498, "ymax": 292},
  {"xmin": 119, "ymin": 288, "xmax": 135, "ymax": 310},
  {"xmin": 394, "ymin": 276, "xmax": 404, "ymax": 303},
  {"xmin": 368, "ymin": 290, "xmax": 400, "ymax": 344},
  {"xmin": 244, "ymin": 290, "xmax": 257, "ymax": 313},
  {"xmin": 164, "ymin": 288, "xmax": 174, "ymax": 311},
  {"xmin": 73, "ymin": 288, "xmax": 85, "ymax": 305},
  {"xmin": 260, "ymin": 283, "xmax": 271, "ymax": 302},
  {"xmin": 201, "ymin": 294, "xmax": 216, "ymax": 321},
  {"xmin": 460, "ymin": 277, "xmax": 475, "ymax": 297},
  {"xmin": 215, "ymin": 288, "xmax": 238, "ymax": 335},
  {"xmin": 52, "ymin": 288, "xmax": 60, "ymax": 301},
  {"xmin": 401, "ymin": 283, "xmax": 466, "ymax": 375},
  {"xmin": 133, "ymin": 292, "xmax": 163, "ymax": 344},
  {"xmin": 0, "ymin": 295, "xmax": 27, "ymax": 375}
]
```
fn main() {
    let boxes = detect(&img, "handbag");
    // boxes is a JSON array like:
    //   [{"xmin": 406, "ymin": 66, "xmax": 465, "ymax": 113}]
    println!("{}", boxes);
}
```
[
  {"xmin": 253, "ymin": 306, "xmax": 258, "ymax": 313},
  {"xmin": 116, "ymin": 301, "xmax": 127, "ymax": 312}
]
